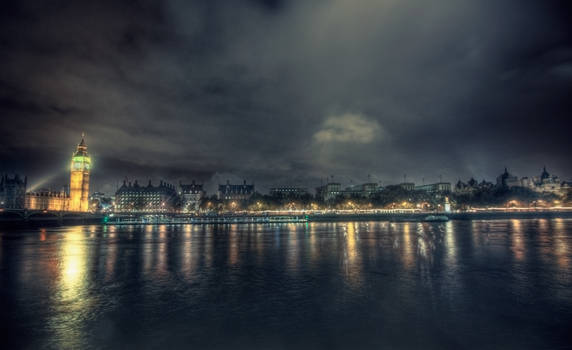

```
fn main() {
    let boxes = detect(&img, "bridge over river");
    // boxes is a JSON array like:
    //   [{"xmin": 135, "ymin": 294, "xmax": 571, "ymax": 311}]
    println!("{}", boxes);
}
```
[{"xmin": 0, "ymin": 209, "xmax": 104, "ymax": 226}]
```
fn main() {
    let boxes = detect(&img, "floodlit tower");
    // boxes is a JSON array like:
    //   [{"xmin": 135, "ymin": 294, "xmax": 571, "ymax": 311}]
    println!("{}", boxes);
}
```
[{"xmin": 69, "ymin": 134, "xmax": 91, "ymax": 212}]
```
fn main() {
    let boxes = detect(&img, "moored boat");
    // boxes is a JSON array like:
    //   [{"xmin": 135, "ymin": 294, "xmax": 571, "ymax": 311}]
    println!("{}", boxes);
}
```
[{"xmin": 422, "ymin": 215, "xmax": 449, "ymax": 222}]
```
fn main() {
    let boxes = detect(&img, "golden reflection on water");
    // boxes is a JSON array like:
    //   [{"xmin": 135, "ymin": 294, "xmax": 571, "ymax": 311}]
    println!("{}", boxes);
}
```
[
  {"xmin": 229, "ymin": 224, "xmax": 239, "ymax": 266},
  {"xmin": 416, "ymin": 223, "xmax": 429, "ymax": 261},
  {"xmin": 157, "ymin": 225, "xmax": 168, "ymax": 277},
  {"xmin": 538, "ymin": 218, "xmax": 549, "ymax": 232},
  {"xmin": 401, "ymin": 223, "xmax": 414, "ymax": 268},
  {"xmin": 141, "ymin": 225, "xmax": 169, "ymax": 278},
  {"xmin": 52, "ymin": 227, "xmax": 91, "ymax": 349},
  {"xmin": 287, "ymin": 225, "xmax": 301, "ymax": 274},
  {"xmin": 255, "ymin": 224, "xmax": 264, "ymax": 265},
  {"xmin": 346, "ymin": 223, "xmax": 357, "ymax": 263},
  {"xmin": 309, "ymin": 222, "xmax": 318, "ymax": 265},
  {"xmin": 538, "ymin": 219, "xmax": 552, "ymax": 265},
  {"xmin": 40, "ymin": 228, "xmax": 47, "ymax": 241},
  {"xmin": 59, "ymin": 228, "xmax": 88, "ymax": 302},
  {"xmin": 181, "ymin": 226, "xmax": 194, "ymax": 279},
  {"xmin": 341, "ymin": 222, "xmax": 362, "ymax": 287},
  {"xmin": 470, "ymin": 221, "xmax": 485, "ymax": 249},
  {"xmin": 143, "ymin": 225, "xmax": 154, "ymax": 274},
  {"xmin": 365, "ymin": 222, "xmax": 377, "ymax": 249},
  {"xmin": 205, "ymin": 226, "xmax": 213, "ymax": 267},
  {"xmin": 553, "ymin": 219, "xmax": 570, "ymax": 269},
  {"xmin": 445, "ymin": 221, "xmax": 456, "ymax": 264},
  {"xmin": 511, "ymin": 219, "xmax": 525, "ymax": 261}
]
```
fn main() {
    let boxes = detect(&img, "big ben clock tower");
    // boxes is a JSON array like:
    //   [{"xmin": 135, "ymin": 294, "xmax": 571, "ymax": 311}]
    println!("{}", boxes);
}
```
[{"xmin": 69, "ymin": 134, "xmax": 91, "ymax": 212}]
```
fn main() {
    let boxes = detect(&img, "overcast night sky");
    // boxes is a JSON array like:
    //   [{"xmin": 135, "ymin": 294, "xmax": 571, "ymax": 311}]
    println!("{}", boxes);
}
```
[{"xmin": 1, "ymin": 0, "xmax": 571, "ymax": 194}]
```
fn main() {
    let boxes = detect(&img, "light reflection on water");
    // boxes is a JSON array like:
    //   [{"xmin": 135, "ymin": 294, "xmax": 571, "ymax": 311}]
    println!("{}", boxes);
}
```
[
  {"xmin": 341, "ymin": 222, "xmax": 361, "ymax": 287},
  {"xmin": 445, "ymin": 221, "xmax": 456, "ymax": 265},
  {"xmin": 229, "ymin": 224, "xmax": 239, "ymax": 266},
  {"xmin": 511, "ymin": 219, "xmax": 525, "ymax": 262},
  {"xmin": 181, "ymin": 226, "xmax": 194, "ymax": 280},
  {"xmin": 60, "ymin": 229, "xmax": 87, "ymax": 301},
  {"xmin": 51, "ymin": 227, "xmax": 92, "ymax": 349},
  {"xmin": 1, "ymin": 219, "xmax": 572, "ymax": 349},
  {"xmin": 286, "ymin": 224, "xmax": 299, "ymax": 274},
  {"xmin": 402, "ymin": 222, "xmax": 414, "ymax": 269},
  {"xmin": 308, "ymin": 222, "xmax": 318, "ymax": 267},
  {"xmin": 554, "ymin": 219, "xmax": 569, "ymax": 269}
]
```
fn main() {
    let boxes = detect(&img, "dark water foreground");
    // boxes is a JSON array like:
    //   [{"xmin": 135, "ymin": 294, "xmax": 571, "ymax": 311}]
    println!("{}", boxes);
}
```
[{"xmin": 1, "ymin": 220, "xmax": 571, "ymax": 349}]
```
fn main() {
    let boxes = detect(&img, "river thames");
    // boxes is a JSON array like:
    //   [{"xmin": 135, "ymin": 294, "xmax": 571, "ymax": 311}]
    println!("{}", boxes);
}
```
[{"xmin": 1, "ymin": 219, "xmax": 571, "ymax": 349}]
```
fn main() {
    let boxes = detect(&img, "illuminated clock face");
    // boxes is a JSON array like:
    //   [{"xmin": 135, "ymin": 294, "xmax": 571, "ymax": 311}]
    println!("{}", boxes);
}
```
[{"xmin": 72, "ymin": 155, "xmax": 91, "ymax": 171}]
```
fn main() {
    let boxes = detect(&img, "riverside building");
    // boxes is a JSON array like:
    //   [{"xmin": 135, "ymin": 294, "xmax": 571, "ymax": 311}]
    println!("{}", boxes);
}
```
[
  {"xmin": 114, "ymin": 180, "xmax": 179, "ymax": 213},
  {"xmin": 217, "ymin": 180, "xmax": 255, "ymax": 201},
  {"xmin": 180, "ymin": 180, "xmax": 205, "ymax": 212},
  {"xmin": 0, "ymin": 174, "xmax": 27, "ymax": 209},
  {"xmin": 25, "ymin": 135, "xmax": 91, "ymax": 212},
  {"xmin": 269, "ymin": 187, "xmax": 308, "ymax": 198},
  {"xmin": 415, "ymin": 182, "xmax": 451, "ymax": 193},
  {"xmin": 341, "ymin": 183, "xmax": 380, "ymax": 198},
  {"xmin": 315, "ymin": 182, "xmax": 341, "ymax": 202}
]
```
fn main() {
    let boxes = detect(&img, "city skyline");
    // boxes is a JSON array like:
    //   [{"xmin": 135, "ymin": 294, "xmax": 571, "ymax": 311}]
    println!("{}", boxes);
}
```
[
  {"xmin": 3, "ymin": 134, "xmax": 569, "ymax": 198},
  {"xmin": 1, "ymin": 133, "xmax": 571, "ymax": 196},
  {"xmin": 1, "ymin": 1, "xmax": 572, "ymax": 194}
]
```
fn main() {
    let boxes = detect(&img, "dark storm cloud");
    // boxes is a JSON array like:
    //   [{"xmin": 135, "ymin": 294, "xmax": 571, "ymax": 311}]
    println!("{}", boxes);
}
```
[{"xmin": 1, "ymin": 0, "xmax": 571, "ymax": 194}]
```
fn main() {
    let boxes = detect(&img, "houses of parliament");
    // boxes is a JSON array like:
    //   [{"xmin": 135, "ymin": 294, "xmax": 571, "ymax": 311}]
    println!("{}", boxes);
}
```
[{"xmin": 3, "ymin": 135, "xmax": 92, "ymax": 212}]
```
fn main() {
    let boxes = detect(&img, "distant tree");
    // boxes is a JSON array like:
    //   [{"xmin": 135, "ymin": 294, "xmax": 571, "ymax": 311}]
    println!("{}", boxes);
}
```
[
  {"xmin": 451, "ymin": 185, "xmax": 551, "ymax": 207},
  {"xmin": 199, "ymin": 195, "xmax": 222, "ymax": 212}
]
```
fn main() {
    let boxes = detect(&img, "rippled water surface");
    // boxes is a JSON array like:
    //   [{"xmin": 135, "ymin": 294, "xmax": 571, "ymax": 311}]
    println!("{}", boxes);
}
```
[{"xmin": 1, "ymin": 220, "xmax": 572, "ymax": 349}]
